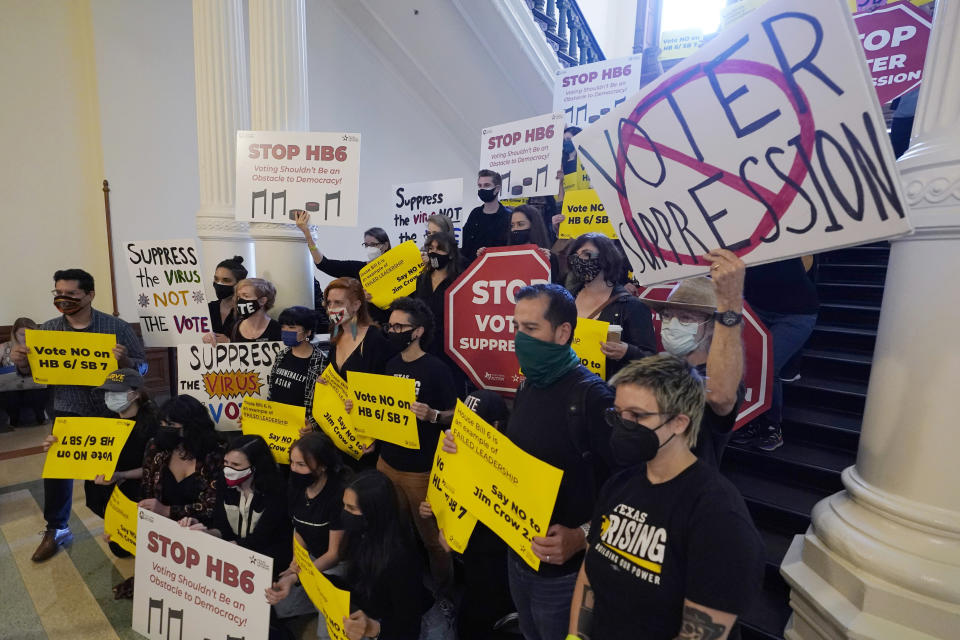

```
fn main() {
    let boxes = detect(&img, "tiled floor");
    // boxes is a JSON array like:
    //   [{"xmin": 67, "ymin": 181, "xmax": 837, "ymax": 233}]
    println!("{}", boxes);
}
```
[{"xmin": 0, "ymin": 422, "xmax": 316, "ymax": 640}]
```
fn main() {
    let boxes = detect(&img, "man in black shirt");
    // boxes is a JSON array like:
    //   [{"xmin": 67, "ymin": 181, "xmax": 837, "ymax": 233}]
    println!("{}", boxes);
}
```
[
  {"xmin": 444, "ymin": 283, "xmax": 615, "ymax": 640},
  {"xmin": 568, "ymin": 354, "xmax": 763, "ymax": 640},
  {"xmin": 461, "ymin": 169, "xmax": 511, "ymax": 264},
  {"xmin": 641, "ymin": 249, "xmax": 747, "ymax": 468}
]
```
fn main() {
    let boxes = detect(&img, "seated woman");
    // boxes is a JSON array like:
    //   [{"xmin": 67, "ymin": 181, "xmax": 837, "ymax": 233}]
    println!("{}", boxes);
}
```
[
  {"xmin": 206, "ymin": 255, "xmax": 248, "ymax": 341},
  {"xmin": 566, "ymin": 233, "xmax": 657, "ymax": 379},
  {"xmin": 226, "ymin": 278, "xmax": 282, "ymax": 343},
  {"xmin": 181, "ymin": 435, "xmax": 292, "ymax": 579},
  {"xmin": 269, "ymin": 306, "xmax": 327, "ymax": 435},
  {"xmin": 568, "ymin": 354, "xmax": 763, "ymax": 640},
  {"xmin": 508, "ymin": 205, "xmax": 562, "ymax": 283},
  {"xmin": 0, "ymin": 317, "xmax": 49, "ymax": 427},
  {"xmin": 340, "ymin": 470, "xmax": 432, "ymax": 640},
  {"xmin": 266, "ymin": 433, "xmax": 349, "ymax": 623}
]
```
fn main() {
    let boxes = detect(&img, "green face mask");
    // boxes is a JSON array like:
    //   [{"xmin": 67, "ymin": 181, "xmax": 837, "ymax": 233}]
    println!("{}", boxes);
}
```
[{"xmin": 514, "ymin": 331, "xmax": 581, "ymax": 388}]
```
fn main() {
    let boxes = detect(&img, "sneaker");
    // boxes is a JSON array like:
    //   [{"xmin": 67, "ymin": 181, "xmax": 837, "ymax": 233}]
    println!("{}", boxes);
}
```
[
  {"xmin": 730, "ymin": 421, "xmax": 762, "ymax": 446},
  {"xmin": 31, "ymin": 527, "xmax": 73, "ymax": 562},
  {"xmin": 779, "ymin": 372, "xmax": 801, "ymax": 383},
  {"xmin": 757, "ymin": 424, "xmax": 784, "ymax": 452}
]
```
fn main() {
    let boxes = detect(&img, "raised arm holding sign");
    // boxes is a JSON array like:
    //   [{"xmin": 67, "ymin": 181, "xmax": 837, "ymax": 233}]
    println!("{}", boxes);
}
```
[{"xmin": 358, "ymin": 240, "xmax": 424, "ymax": 310}]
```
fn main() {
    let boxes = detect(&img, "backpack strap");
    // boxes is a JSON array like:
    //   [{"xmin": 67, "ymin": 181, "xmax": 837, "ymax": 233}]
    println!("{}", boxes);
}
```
[{"xmin": 587, "ymin": 291, "xmax": 631, "ymax": 320}]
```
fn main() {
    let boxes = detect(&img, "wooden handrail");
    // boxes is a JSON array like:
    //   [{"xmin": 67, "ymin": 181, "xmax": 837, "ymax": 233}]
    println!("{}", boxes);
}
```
[{"xmin": 102, "ymin": 179, "xmax": 120, "ymax": 317}]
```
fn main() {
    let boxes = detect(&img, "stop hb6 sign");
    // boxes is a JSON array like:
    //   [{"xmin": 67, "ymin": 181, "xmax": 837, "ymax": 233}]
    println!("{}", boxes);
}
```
[
  {"xmin": 445, "ymin": 245, "xmax": 551, "ymax": 395},
  {"xmin": 638, "ymin": 284, "xmax": 773, "ymax": 430}
]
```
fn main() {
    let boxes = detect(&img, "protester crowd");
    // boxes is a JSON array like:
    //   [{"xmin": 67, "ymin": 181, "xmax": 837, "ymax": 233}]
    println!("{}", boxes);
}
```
[{"xmin": 5, "ymin": 149, "xmax": 828, "ymax": 640}]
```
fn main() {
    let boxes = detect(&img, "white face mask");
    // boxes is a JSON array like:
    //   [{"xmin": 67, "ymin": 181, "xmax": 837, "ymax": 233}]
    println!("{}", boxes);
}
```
[
  {"xmin": 223, "ymin": 466, "xmax": 253, "ymax": 487},
  {"xmin": 365, "ymin": 245, "xmax": 383, "ymax": 261},
  {"xmin": 660, "ymin": 317, "xmax": 704, "ymax": 356},
  {"xmin": 105, "ymin": 390, "xmax": 135, "ymax": 414}
]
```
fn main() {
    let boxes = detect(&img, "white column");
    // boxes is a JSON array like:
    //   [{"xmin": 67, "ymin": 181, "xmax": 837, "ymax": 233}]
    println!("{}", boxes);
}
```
[
  {"xmin": 780, "ymin": 3, "xmax": 960, "ymax": 638},
  {"xmin": 247, "ymin": 0, "xmax": 314, "ymax": 313},
  {"xmin": 193, "ymin": 0, "xmax": 254, "ymax": 293}
]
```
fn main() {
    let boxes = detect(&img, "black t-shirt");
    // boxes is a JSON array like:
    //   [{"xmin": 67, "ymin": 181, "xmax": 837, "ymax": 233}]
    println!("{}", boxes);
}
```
[
  {"xmin": 507, "ymin": 365, "xmax": 615, "ymax": 577},
  {"xmin": 232, "ymin": 318, "xmax": 282, "ymax": 342},
  {"xmin": 380, "ymin": 353, "xmax": 458, "ymax": 472},
  {"xmin": 207, "ymin": 300, "xmax": 237, "ymax": 336},
  {"xmin": 461, "ymin": 204, "xmax": 511, "ymax": 264},
  {"xmin": 691, "ymin": 364, "xmax": 743, "ymax": 468},
  {"xmin": 330, "ymin": 326, "xmax": 393, "ymax": 379},
  {"xmin": 744, "ymin": 258, "xmax": 819, "ymax": 314},
  {"xmin": 289, "ymin": 475, "xmax": 344, "ymax": 559},
  {"xmin": 269, "ymin": 350, "xmax": 310, "ymax": 407},
  {"xmin": 585, "ymin": 461, "xmax": 763, "ymax": 640}
]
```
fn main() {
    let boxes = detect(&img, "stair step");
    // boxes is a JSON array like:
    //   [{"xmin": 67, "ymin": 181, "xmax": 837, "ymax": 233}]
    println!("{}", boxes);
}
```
[
  {"xmin": 801, "ymin": 348, "xmax": 872, "ymax": 365},
  {"xmin": 781, "ymin": 405, "xmax": 862, "ymax": 452},
  {"xmin": 816, "ymin": 302, "xmax": 881, "ymax": 329},
  {"xmin": 724, "ymin": 467, "xmax": 822, "ymax": 532},
  {"xmin": 738, "ymin": 586, "xmax": 792, "ymax": 640},
  {"xmin": 799, "ymin": 348, "xmax": 872, "ymax": 383},
  {"xmin": 817, "ymin": 263, "xmax": 888, "ymax": 285},
  {"xmin": 784, "ymin": 374, "xmax": 868, "ymax": 414},
  {"xmin": 815, "ymin": 281, "xmax": 885, "ymax": 305},
  {"xmin": 818, "ymin": 244, "xmax": 890, "ymax": 266},
  {"xmin": 724, "ymin": 440, "xmax": 851, "ymax": 494},
  {"xmin": 807, "ymin": 324, "xmax": 877, "ymax": 354}
]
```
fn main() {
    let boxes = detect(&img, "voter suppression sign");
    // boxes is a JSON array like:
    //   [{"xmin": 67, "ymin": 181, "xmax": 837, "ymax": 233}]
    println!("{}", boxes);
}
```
[
  {"xmin": 445, "ymin": 246, "xmax": 551, "ymax": 395},
  {"xmin": 853, "ymin": 1, "xmax": 931, "ymax": 104}
]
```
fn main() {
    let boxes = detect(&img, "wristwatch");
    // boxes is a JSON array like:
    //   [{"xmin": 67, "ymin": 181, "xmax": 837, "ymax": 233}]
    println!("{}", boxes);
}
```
[{"xmin": 713, "ymin": 310, "xmax": 743, "ymax": 327}]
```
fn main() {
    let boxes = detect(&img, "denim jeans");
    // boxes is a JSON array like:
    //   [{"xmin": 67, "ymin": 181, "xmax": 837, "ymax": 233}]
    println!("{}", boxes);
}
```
[
  {"xmin": 753, "ymin": 308, "xmax": 818, "ymax": 425},
  {"xmin": 44, "ymin": 410, "xmax": 79, "ymax": 530},
  {"xmin": 507, "ymin": 553, "xmax": 578, "ymax": 640}
]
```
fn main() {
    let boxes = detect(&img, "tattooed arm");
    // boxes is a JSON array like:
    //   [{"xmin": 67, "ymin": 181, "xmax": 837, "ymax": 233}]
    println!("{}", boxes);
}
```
[
  {"xmin": 567, "ymin": 563, "xmax": 595, "ymax": 640},
  {"xmin": 674, "ymin": 600, "xmax": 738, "ymax": 640}
]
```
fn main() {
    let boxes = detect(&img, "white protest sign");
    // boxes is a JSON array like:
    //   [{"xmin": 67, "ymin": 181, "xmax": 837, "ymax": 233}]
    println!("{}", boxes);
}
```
[
  {"xmin": 176, "ymin": 342, "xmax": 285, "ymax": 431},
  {"xmin": 133, "ymin": 508, "xmax": 272, "ymax": 640},
  {"xmin": 553, "ymin": 54, "xmax": 643, "ymax": 128},
  {"xmin": 124, "ymin": 240, "xmax": 211, "ymax": 348},
  {"xmin": 577, "ymin": 0, "xmax": 912, "ymax": 286},
  {"xmin": 479, "ymin": 112, "xmax": 564, "ymax": 198},
  {"xmin": 235, "ymin": 130, "xmax": 360, "ymax": 226},
  {"xmin": 390, "ymin": 178, "xmax": 464, "ymax": 246}
]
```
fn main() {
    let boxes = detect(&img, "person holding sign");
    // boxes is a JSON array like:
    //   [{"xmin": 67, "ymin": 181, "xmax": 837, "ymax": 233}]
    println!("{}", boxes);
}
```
[
  {"xmin": 377, "ymin": 297, "xmax": 458, "ymax": 595},
  {"xmin": 568, "ymin": 354, "xmax": 763, "ymax": 640},
  {"xmin": 269, "ymin": 306, "xmax": 327, "ymax": 433},
  {"xmin": 222, "ymin": 278, "xmax": 282, "ymax": 343},
  {"xmin": 508, "ymin": 205, "xmax": 562, "ymax": 282},
  {"xmin": 9, "ymin": 268, "xmax": 146, "ymax": 563},
  {"xmin": 444, "ymin": 283, "xmax": 615, "ymax": 640},
  {"xmin": 325, "ymin": 278, "xmax": 393, "ymax": 381},
  {"xmin": 180, "ymin": 435, "xmax": 292, "ymax": 579},
  {"xmin": 641, "ymin": 251, "xmax": 747, "ymax": 468},
  {"xmin": 206, "ymin": 255, "xmax": 248, "ymax": 341},
  {"xmin": 567, "ymin": 233, "xmax": 657, "ymax": 380},
  {"xmin": 340, "ymin": 470, "xmax": 432, "ymax": 640},
  {"xmin": 462, "ymin": 170, "xmax": 512, "ymax": 264}
]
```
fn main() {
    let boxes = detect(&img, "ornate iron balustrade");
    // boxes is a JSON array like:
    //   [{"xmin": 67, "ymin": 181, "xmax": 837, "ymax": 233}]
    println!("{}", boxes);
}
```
[{"xmin": 525, "ymin": 0, "xmax": 605, "ymax": 67}]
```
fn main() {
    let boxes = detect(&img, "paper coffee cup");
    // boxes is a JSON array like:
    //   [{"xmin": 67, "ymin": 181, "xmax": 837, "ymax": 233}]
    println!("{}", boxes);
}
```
[{"xmin": 607, "ymin": 324, "xmax": 623, "ymax": 342}]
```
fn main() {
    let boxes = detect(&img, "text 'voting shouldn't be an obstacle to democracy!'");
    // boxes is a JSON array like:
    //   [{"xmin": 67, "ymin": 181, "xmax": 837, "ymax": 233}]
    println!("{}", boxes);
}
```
[{"xmin": 575, "ymin": 0, "xmax": 913, "ymax": 286}]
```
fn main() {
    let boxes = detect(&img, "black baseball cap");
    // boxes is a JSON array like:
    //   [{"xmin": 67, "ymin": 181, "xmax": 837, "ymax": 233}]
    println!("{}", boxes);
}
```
[
  {"xmin": 98, "ymin": 368, "xmax": 144, "ymax": 392},
  {"xmin": 464, "ymin": 389, "xmax": 509, "ymax": 427}
]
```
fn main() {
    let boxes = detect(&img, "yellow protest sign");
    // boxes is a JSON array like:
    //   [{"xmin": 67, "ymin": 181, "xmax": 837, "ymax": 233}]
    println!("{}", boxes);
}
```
[
  {"xmin": 359, "ymin": 240, "xmax": 424, "ymax": 310},
  {"xmin": 294, "ymin": 539, "xmax": 351, "ymax": 640},
  {"xmin": 25, "ymin": 329, "xmax": 118, "ymax": 386},
  {"xmin": 42, "ymin": 417, "xmax": 134, "ymax": 480},
  {"xmin": 558, "ymin": 189, "xmax": 617, "ymax": 240},
  {"xmin": 500, "ymin": 198, "xmax": 527, "ymax": 208},
  {"xmin": 562, "ymin": 156, "xmax": 592, "ymax": 192},
  {"xmin": 311, "ymin": 366, "xmax": 372, "ymax": 460},
  {"xmin": 427, "ymin": 434, "xmax": 477, "ymax": 553},
  {"xmin": 443, "ymin": 401, "xmax": 563, "ymax": 570},
  {"xmin": 103, "ymin": 486, "xmax": 139, "ymax": 555},
  {"xmin": 347, "ymin": 371, "xmax": 419, "ymax": 449},
  {"xmin": 240, "ymin": 398, "xmax": 305, "ymax": 464},
  {"xmin": 572, "ymin": 317, "xmax": 609, "ymax": 380}
]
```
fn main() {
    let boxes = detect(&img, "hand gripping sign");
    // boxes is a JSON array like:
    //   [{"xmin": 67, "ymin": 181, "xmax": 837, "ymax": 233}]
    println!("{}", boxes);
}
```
[
  {"xmin": 312, "ymin": 365, "xmax": 372, "ymax": 460},
  {"xmin": 444, "ymin": 245, "xmax": 551, "ymax": 396},
  {"xmin": 347, "ymin": 371, "xmax": 419, "ymax": 449},
  {"xmin": 42, "ymin": 417, "xmax": 134, "ymax": 480},
  {"xmin": 294, "ymin": 539, "xmax": 351, "ymax": 640},
  {"xmin": 427, "ymin": 434, "xmax": 478, "ymax": 554},
  {"xmin": 359, "ymin": 240, "xmax": 425, "ymax": 310},
  {"xmin": 576, "ymin": 0, "xmax": 912, "ymax": 287},
  {"xmin": 25, "ymin": 329, "xmax": 118, "ymax": 386},
  {"xmin": 638, "ymin": 283, "xmax": 772, "ymax": 430},
  {"xmin": 103, "ymin": 486, "xmax": 139, "ymax": 555}
]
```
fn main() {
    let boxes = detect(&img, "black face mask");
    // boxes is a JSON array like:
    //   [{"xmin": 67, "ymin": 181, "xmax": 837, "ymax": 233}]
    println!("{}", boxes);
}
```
[
  {"xmin": 387, "ymin": 329, "xmax": 416, "ymax": 351},
  {"xmin": 154, "ymin": 426, "xmax": 183, "ymax": 451},
  {"xmin": 213, "ymin": 283, "xmax": 234, "ymax": 300},
  {"xmin": 510, "ymin": 229, "xmax": 531, "ymax": 245},
  {"xmin": 427, "ymin": 252, "xmax": 450, "ymax": 270},
  {"xmin": 237, "ymin": 298, "xmax": 261, "ymax": 319},
  {"xmin": 477, "ymin": 188, "xmax": 498, "ymax": 203},
  {"xmin": 607, "ymin": 411, "xmax": 675, "ymax": 467},
  {"xmin": 341, "ymin": 511, "xmax": 367, "ymax": 533},
  {"xmin": 568, "ymin": 254, "xmax": 603, "ymax": 283},
  {"xmin": 289, "ymin": 470, "xmax": 315, "ymax": 490}
]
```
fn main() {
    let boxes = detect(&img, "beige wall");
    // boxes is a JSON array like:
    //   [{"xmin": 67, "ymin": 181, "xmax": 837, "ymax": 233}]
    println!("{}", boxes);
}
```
[{"xmin": 0, "ymin": 0, "xmax": 111, "ymax": 325}]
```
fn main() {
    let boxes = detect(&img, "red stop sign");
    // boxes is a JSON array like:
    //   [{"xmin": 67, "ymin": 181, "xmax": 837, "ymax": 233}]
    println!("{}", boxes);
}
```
[
  {"xmin": 637, "ymin": 284, "xmax": 773, "ymax": 431},
  {"xmin": 445, "ymin": 245, "xmax": 552, "ymax": 395},
  {"xmin": 854, "ymin": 1, "xmax": 932, "ymax": 105}
]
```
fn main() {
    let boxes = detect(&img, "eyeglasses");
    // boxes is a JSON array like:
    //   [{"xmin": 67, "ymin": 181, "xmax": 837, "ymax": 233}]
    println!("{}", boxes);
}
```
[
  {"xmin": 603, "ymin": 407, "xmax": 673, "ymax": 429},
  {"xmin": 385, "ymin": 323, "xmax": 415, "ymax": 333},
  {"xmin": 660, "ymin": 310, "xmax": 710, "ymax": 324},
  {"xmin": 361, "ymin": 241, "xmax": 384, "ymax": 248}
]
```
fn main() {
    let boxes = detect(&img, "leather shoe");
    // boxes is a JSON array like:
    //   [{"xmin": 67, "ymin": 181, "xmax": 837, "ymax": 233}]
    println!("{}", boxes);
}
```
[{"xmin": 31, "ymin": 527, "xmax": 73, "ymax": 562}]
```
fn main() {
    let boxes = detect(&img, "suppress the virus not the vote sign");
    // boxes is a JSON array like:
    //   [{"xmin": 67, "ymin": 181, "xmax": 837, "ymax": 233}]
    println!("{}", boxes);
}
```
[
  {"xmin": 445, "ymin": 246, "xmax": 551, "ymax": 395},
  {"xmin": 576, "ymin": 0, "xmax": 912, "ymax": 286}
]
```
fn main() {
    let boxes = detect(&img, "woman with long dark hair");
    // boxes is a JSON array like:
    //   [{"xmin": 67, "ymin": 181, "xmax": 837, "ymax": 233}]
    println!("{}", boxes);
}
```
[
  {"xmin": 509, "ymin": 205, "xmax": 562, "ymax": 284},
  {"xmin": 181, "ymin": 435, "xmax": 292, "ymax": 577},
  {"xmin": 413, "ymin": 231, "xmax": 461, "ymax": 357},
  {"xmin": 340, "ymin": 471, "xmax": 431, "ymax": 640},
  {"xmin": 206, "ymin": 255, "xmax": 248, "ymax": 340}
]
